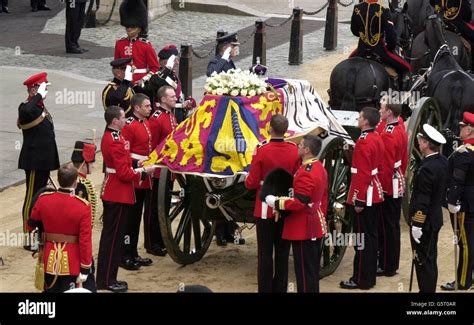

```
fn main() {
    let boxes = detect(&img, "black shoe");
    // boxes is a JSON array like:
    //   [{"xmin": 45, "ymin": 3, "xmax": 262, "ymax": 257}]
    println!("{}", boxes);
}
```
[
  {"xmin": 98, "ymin": 282, "xmax": 128, "ymax": 293},
  {"xmin": 66, "ymin": 48, "xmax": 84, "ymax": 54},
  {"xmin": 133, "ymin": 256, "xmax": 152, "ymax": 266},
  {"xmin": 225, "ymin": 235, "xmax": 245, "ymax": 245},
  {"xmin": 216, "ymin": 236, "xmax": 227, "ymax": 246},
  {"xmin": 376, "ymin": 268, "xmax": 397, "ymax": 277},
  {"xmin": 32, "ymin": 7, "xmax": 38, "ymax": 12},
  {"xmin": 340, "ymin": 279, "xmax": 372, "ymax": 290},
  {"xmin": 2, "ymin": 7, "xmax": 9, "ymax": 13},
  {"xmin": 79, "ymin": 47, "xmax": 89, "ymax": 52},
  {"xmin": 37, "ymin": 5, "xmax": 50, "ymax": 10},
  {"xmin": 146, "ymin": 246, "xmax": 167, "ymax": 256},
  {"xmin": 23, "ymin": 245, "xmax": 37, "ymax": 252},
  {"xmin": 120, "ymin": 258, "xmax": 141, "ymax": 270},
  {"xmin": 440, "ymin": 281, "xmax": 470, "ymax": 291}
]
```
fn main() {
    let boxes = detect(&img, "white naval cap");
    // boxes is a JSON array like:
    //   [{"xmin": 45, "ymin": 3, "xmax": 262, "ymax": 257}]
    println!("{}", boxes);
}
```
[{"xmin": 417, "ymin": 124, "xmax": 446, "ymax": 146}]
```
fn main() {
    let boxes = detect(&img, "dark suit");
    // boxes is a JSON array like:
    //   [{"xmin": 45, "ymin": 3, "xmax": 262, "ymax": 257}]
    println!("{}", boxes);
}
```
[
  {"xmin": 65, "ymin": 0, "xmax": 86, "ymax": 52},
  {"xmin": 206, "ymin": 55, "xmax": 236, "ymax": 76},
  {"xmin": 409, "ymin": 152, "xmax": 448, "ymax": 292},
  {"xmin": 18, "ymin": 94, "xmax": 59, "ymax": 236}
]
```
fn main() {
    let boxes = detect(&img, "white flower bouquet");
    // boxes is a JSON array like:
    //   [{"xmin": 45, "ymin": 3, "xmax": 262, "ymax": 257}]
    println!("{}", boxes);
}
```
[{"xmin": 204, "ymin": 68, "xmax": 268, "ymax": 97}]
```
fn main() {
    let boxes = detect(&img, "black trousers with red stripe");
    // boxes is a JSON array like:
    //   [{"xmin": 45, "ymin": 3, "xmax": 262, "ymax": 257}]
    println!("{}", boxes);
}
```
[
  {"xmin": 352, "ymin": 204, "xmax": 380, "ymax": 289},
  {"xmin": 148, "ymin": 179, "xmax": 165, "ymax": 250},
  {"xmin": 378, "ymin": 197, "xmax": 402, "ymax": 273},
  {"xmin": 22, "ymin": 170, "xmax": 50, "ymax": 234},
  {"xmin": 291, "ymin": 239, "xmax": 322, "ymax": 293},
  {"xmin": 351, "ymin": 42, "xmax": 412, "ymax": 75},
  {"xmin": 123, "ymin": 188, "xmax": 152, "ymax": 260},
  {"xmin": 97, "ymin": 201, "xmax": 131, "ymax": 287},
  {"xmin": 256, "ymin": 218, "xmax": 290, "ymax": 293}
]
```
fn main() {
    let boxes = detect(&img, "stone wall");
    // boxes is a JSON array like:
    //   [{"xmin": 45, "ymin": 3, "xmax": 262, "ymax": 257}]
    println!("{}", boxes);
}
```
[{"xmin": 96, "ymin": 0, "xmax": 172, "ymax": 24}]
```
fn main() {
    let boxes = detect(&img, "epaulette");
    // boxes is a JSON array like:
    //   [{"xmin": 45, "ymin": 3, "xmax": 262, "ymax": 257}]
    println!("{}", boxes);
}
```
[
  {"xmin": 152, "ymin": 110, "xmax": 162, "ymax": 118},
  {"xmin": 256, "ymin": 139, "xmax": 269, "ymax": 148},
  {"xmin": 126, "ymin": 116, "xmax": 134, "ymax": 125},
  {"xmin": 457, "ymin": 144, "xmax": 474, "ymax": 153},
  {"xmin": 108, "ymin": 82, "xmax": 117, "ymax": 86},
  {"xmin": 305, "ymin": 164, "xmax": 313, "ymax": 172},
  {"xmin": 385, "ymin": 124, "xmax": 395, "ymax": 134},
  {"xmin": 139, "ymin": 38, "xmax": 150, "ymax": 44},
  {"xmin": 111, "ymin": 131, "xmax": 120, "ymax": 141},
  {"xmin": 74, "ymin": 195, "xmax": 90, "ymax": 206},
  {"xmin": 360, "ymin": 131, "xmax": 368, "ymax": 140}
]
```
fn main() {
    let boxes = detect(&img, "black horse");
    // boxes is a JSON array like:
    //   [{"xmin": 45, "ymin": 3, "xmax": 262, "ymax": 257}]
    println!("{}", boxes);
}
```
[
  {"xmin": 406, "ymin": 0, "xmax": 434, "ymax": 37},
  {"xmin": 411, "ymin": 14, "xmax": 471, "ymax": 73},
  {"xmin": 329, "ymin": 7, "xmax": 410, "ymax": 111}
]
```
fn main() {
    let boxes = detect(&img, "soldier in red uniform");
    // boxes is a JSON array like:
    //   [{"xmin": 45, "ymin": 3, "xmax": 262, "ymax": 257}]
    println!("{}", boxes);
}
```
[
  {"xmin": 266, "ymin": 135, "xmax": 328, "ymax": 293},
  {"xmin": 120, "ymin": 93, "xmax": 154, "ymax": 269},
  {"xmin": 341, "ymin": 107, "xmax": 385, "ymax": 290},
  {"xmin": 114, "ymin": 0, "xmax": 160, "ymax": 89},
  {"xmin": 245, "ymin": 115, "xmax": 300, "ymax": 293},
  {"xmin": 18, "ymin": 72, "xmax": 60, "ymax": 251},
  {"xmin": 376, "ymin": 96, "xmax": 408, "ymax": 277},
  {"xmin": 146, "ymin": 86, "xmax": 178, "ymax": 256},
  {"xmin": 96, "ymin": 106, "xmax": 156, "ymax": 292},
  {"xmin": 28, "ymin": 164, "xmax": 92, "ymax": 292}
]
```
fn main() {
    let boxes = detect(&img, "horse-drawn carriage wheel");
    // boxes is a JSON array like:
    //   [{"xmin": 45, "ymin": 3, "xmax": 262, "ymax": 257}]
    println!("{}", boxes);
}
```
[
  {"xmin": 402, "ymin": 97, "xmax": 442, "ymax": 224},
  {"xmin": 318, "ymin": 135, "xmax": 353, "ymax": 278},
  {"xmin": 158, "ymin": 168, "xmax": 216, "ymax": 265}
]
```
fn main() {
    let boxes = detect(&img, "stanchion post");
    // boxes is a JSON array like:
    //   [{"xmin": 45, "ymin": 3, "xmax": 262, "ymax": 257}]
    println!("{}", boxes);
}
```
[
  {"xmin": 324, "ymin": 0, "xmax": 338, "ymax": 50},
  {"xmin": 179, "ymin": 44, "xmax": 193, "ymax": 98},
  {"xmin": 253, "ymin": 19, "xmax": 266, "ymax": 65},
  {"xmin": 288, "ymin": 7, "xmax": 303, "ymax": 65}
]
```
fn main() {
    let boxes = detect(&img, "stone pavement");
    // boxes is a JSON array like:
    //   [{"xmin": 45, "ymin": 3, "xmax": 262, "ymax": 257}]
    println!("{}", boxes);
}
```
[{"xmin": 0, "ymin": 0, "xmax": 358, "ymax": 190}]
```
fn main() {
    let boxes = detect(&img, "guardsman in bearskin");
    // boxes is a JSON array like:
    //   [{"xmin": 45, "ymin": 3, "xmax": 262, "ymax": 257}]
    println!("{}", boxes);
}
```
[
  {"xmin": 441, "ymin": 112, "xmax": 474, "ymax": 291},
  {"xmin": 265, "ymin": 135, "xmax": 328, "ymax": 293},
  {"xmin": 146, "ymin": 86, "xmax": 179, "ymax": 256},
  {"xmin": 409, "ymin": 124, "xmax": 448, "ymax": 293},
  {"xmin": 430, "ymin": 0, "xmax": 474, "ymax": 66},
  {"xmin": 340, "ymin": 107, "xmax": 385, "ymax": 290},
  {"xmin": 376, "ymin": 96, "xmax": 408, "ymax": 277},
  {"xmin": 350, "ymin": 0, "xmax": 412, "ymax": 87},
  {"xmin": 152, "ymin": 45, "xmax": 196, "ymax": 123},
  {"xmin": 114, "ymin": 0, "xmax": 160, "ymax": 89},
  {"xmin": 96, "ymin": 106, "xmax": 156, "ymax": 292},
  {"xmin": 102, "ymin": 58, "xmax": 135, "ymax": 117},
  {"xmin": 120, "ymin": 93, "xmax": 154, "ymax": 269},
  {"xmin": 206, "ymin": 32, "xmax": 239, "ymax": 77},
  {"xmin": 28, "ymin": 164, "xmax": 92, "ymax": 292},
  {"xmin": 18, "ymin": 72, "xmax": 60, "ymax": 251},
  {"xmin": 245, "ymin": 115, "xmax": 300, "ymax": 293}
]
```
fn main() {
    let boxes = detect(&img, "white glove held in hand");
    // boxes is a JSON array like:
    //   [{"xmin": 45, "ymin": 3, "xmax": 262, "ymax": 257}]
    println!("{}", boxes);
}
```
[
  {"xmin": 76, "ymin": 273, "xmax": 88, "ymax": 284},
  {"xmin": 265, "ymin": 195, "xmax": 276, "ymax": 209},
  {"xmin": 124, "ymin": 65, "xmax": 133, "ymax": 81},
  {"xmin": 222, "ymin": 47, "xmax": 232, "ymax": 61},
  {"xmin": 411, "ymin": 226, "xmax": 423, "ymax": 244},
  {"xmin": 37, "ymin": 82, "xmax": 48, "ymax": 98},
  {"xmin": 448, "ymin": 204, "xmax": 461, "ymax": 214},
  {"xmin": 166, "ymin": 55, "xmax": 176, "ymax": 69}
]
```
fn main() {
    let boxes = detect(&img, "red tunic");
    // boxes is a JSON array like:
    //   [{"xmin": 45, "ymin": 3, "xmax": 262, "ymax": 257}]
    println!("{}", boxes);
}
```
[
  {"xmin": 245, "ymin": 138, "xmax": 300, "ymax": 219},
  {"xmin": 347, "ymin": 128, "xmax": 385, "ymax": 206},
  {"xmin": 29, "ymin": 190, "xmax": 92, "ymax": 276},
  {"xmin": 377, "ymin": 120, "xmax": 408, "ymax": 197},
  {"xmin": 121, "ymin": 115, "xmax": 153, "ymax": 189},
  {"xmin": 275, "ymin": 158, "xmax": 329, "ymax": 241},
  {"xmin": 148, "ymin": 107, "xmax": 178, "ymax": 178},
  {"xmin": 114, "ymin": 37, "xmax": 160, "ymax": 84},
  {"xmin": 101, "ymin": 127, "xmax": 142, "ymax": 204}
]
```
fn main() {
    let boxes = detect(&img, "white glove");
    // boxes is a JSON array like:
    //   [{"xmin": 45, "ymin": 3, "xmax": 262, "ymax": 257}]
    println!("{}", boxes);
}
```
[
  {"xmin": 411, "ymin": 226, "xmax": 423, "ymax": 244},
  {"xmin": 124, "ymin": 65, "xmax": 133, "ymax": 81},
  {"xmin": 222, "ymin": 47, "xmax": 232, "ymax": 61},
  {"xmin": 166, "ymin": 55, "xmax": 176, "ymax": 69},
  {"xmin": 76, "ymin": 273, "xmax": 88, "ymax": 284},
  {"xmin": 265, "ymin": 195, "xmax": 276, "ymax": 209},
  {"xmin": 448, "ymin": 203, "xmax": 461, "ymax": 214},
  {"xmin": 37, "ymin": 82, "xmax": 48, "ymax": 98}
]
